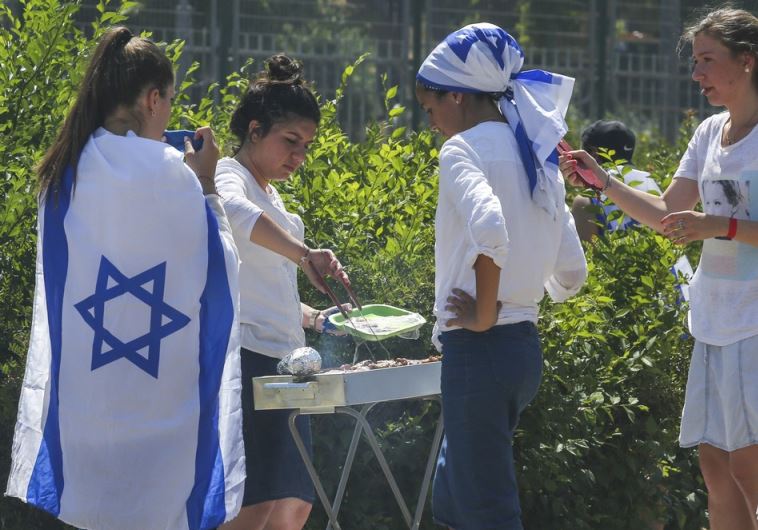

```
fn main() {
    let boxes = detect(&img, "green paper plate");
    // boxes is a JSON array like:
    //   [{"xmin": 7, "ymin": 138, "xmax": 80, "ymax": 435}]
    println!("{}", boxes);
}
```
[{"xmin": 328, "ymin": 304, "xmax": 426, "ymax": 342}]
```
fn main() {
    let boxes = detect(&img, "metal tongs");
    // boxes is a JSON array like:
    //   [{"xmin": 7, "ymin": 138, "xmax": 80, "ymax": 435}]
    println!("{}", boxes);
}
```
[
  {"xmin": 303, "ymin": 260, "xmax": 362, "ymax": 321},
  {"xmin": 304, "ymin": 260, "xmax": 391, "ymax": 361}
]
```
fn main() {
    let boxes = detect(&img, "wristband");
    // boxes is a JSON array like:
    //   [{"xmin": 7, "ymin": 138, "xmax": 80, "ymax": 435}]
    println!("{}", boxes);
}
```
[
  {"xmin": 726, "ymin": 217, "xmax": 738, "ymax": 240},
  {"xmin": 298, "ymin": 247, "xmax": 310, "ymax": 267},
  {"xmin": 312, "ymin": 310, "xmax": 323, "ymax": 331},
  {"xmin": 600, "ymin": 172, "xmax": 612, "ymax": 192}
]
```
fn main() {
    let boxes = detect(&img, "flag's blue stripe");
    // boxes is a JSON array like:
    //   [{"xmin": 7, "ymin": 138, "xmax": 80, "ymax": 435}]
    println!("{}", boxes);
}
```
[
  {"xmin": 512, "ymin": 118, "xmax": 539, "ymax": 195},
  {"xmin": 547, "ymin": 148, "xmax": 559, "ymax": 166},
  {"xmin": 27, "ymin": 168, "xmax": 74, "ymax": 515},
  {"xmin": 186, "ymin": 201, "xmax": 233, "ymax": 530},
  {"xmin": 415, "ymin": 73, "xmax": 488, "ymax": 94},
  {"xmin": 513, "ymin": 69, "xmax": 559, "ymax": 85}
]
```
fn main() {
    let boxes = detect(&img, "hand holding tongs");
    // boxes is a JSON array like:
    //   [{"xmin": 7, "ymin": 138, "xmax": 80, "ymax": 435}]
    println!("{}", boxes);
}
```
[
  {"xmin": 301, "ymin": 249, "xmax": 362, "ymax": 320},
  {"xmin": 303, "ymin": 250, "xmax": 389, "ymax": 360}
]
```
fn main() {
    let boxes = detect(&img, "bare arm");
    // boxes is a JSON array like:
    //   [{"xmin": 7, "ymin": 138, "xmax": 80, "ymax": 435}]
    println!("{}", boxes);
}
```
[
  {"xmin": 445, "ymin": 254, "xmax": 501, "ymax": 332},
  {"xmin": 729, "ymin": 219, "xmax": 758, "ymax": 246},
  {"xmin": 250, "ymin": 212, "xmax": 309, "ymax": 263},
  {"xmin": 559, "ymin": 150, "xmax": 700, "ymax": 233},
  {"xmin": 301, "ymin": 303, "xmax": 319, "ymax": 330},
  {"xmin": 473, "ymin": 255, "xmax": 501, "ymax": 329},
  {"xmin": 249, "ymin": 213, "xmax": 349, "ymax": 292},
  {"xmin": 184, "ymin": 126, "xmax": 220, "ymax": 194}
]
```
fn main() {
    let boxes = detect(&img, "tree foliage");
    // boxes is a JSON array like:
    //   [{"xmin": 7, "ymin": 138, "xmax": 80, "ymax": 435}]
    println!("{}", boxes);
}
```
[{"xmin": 1, "ymin": 2, "xmax": 707, "ymax": 529}]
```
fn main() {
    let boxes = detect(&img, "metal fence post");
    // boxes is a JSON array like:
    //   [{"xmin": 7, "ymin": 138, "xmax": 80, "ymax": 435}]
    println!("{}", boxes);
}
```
[
  {"xmin": 606, "ymin": 0, "xmax": 618, "ymax": 114},
  {"xmin": 660, "ymin": 0, "xmax": 681, "ymax": 141},
  {"xmin": 217, "ymin": 0, "xmax": 235, "ymax": 85},
  {"xmin": 410, "ymin": 0, "xmax": 426, "ymax": 130},
  {"xmin": 595, "ymin": 0, "xmax": 608, "ymax": 117},
  {"xmin": 174, "ymin": 0, "xmax": 193, "ymax": 87}
]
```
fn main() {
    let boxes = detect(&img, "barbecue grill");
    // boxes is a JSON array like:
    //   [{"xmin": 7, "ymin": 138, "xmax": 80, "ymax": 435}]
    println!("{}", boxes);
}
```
[{"xmin": 253, "ymin": 361, "xmax": 443, "ymax": 530}]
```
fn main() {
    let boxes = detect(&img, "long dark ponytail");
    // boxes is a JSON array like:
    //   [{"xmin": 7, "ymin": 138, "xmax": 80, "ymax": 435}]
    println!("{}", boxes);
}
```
[{"xmin": 37, "ymin": 26, "xmax": 174, "ymax": 198}]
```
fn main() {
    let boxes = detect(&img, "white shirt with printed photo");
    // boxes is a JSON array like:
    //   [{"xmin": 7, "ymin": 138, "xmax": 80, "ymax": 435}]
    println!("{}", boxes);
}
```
[{"xmin": 675, "ymin": 111, "xmax": 758, "ymax": 345}]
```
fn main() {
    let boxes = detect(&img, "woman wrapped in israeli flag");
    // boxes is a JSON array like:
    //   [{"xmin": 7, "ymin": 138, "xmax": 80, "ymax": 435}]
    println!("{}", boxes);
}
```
[
  {"xmin": 6, "ymin": 26, "xmax": 245, "ymax": 530},
  {"xmin": 416, "ymin": 23, "xmax": 586, "ymax": 529}
]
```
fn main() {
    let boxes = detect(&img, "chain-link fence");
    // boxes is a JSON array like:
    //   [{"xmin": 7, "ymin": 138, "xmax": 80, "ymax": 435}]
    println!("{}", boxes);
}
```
[{"xmin": 71, "ymin": 0, "xmax": 758, "ymax": 139}]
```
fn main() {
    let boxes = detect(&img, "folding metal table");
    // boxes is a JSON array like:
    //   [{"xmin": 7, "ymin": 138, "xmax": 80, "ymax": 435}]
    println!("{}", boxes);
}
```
[{"xmin": 253, "ymin": 361, "xmax": 443, "ymax": 530}]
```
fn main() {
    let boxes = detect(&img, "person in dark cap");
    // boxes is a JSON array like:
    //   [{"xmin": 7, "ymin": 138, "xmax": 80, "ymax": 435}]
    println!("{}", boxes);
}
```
[
  {"xmin": 582, "ymin": 119, "xmax": 636, "ymax": 163},
  {"xmin": 570, "ymin": 119, "xmax": 662, "ymax": 240}
]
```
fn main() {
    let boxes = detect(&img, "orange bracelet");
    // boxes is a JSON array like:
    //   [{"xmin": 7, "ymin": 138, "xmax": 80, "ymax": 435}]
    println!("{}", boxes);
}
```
[{"xmin": 726, "ymin": 217, "xmax": 738, "ymax": 240}]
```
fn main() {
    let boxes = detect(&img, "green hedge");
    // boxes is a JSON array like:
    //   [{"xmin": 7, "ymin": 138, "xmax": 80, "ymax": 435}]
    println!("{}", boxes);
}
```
[{"xmin": 1, "ymin": 2, "xmax": 706, "ymax": 529}]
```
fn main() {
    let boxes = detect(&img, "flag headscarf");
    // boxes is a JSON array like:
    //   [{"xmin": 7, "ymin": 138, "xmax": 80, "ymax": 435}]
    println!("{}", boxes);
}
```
[
  {"xmin": 6, "ymin": 129, "xmax": 244, "ymax": 530},
  {"xmin": 417, "ymin": 23, "xmax": 575, "ymax": 218}
]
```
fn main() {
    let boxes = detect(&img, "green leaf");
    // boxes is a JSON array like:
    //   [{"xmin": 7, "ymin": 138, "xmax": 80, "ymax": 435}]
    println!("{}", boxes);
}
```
[{"xmin": 388, "ymin": 105, "xmax": 405, "ymax": 118}]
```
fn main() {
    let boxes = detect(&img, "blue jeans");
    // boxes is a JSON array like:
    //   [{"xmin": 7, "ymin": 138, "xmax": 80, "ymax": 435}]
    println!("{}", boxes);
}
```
[{"xmin": 432, "ymin": 322, "xmax": 542, "ymax": 530}]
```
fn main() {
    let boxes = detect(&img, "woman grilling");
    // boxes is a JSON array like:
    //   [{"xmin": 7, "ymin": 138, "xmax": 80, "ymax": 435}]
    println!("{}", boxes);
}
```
[{"xmin": 215, "ymin": 54, "xmax": 347, "ymax": 530}]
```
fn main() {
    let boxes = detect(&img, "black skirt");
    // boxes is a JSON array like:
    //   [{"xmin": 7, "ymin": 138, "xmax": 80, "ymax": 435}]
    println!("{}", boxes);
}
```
[{"xmin": 240, "ymin": 348, "xmax": 315, "ymax": 506}]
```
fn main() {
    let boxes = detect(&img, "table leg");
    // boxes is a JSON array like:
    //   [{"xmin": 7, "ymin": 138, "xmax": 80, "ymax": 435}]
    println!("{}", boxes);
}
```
[
  {"xmin": 287, "ymin": 410, "xmax": 342, "ymax": 530},
  {"xmin": 288, "ymin": 398, "xmax": 443, "ymax": 530},
  {"xmin": 411, "ymin": 397, "xmax": 444, "ymax": 529},
  {"xmin": 338, "ymin": 406, "xmax": 414, "ymax": 527},
  {"xmin": 326, "ymin": 403, "xmax": 377, "ymax": 530}
]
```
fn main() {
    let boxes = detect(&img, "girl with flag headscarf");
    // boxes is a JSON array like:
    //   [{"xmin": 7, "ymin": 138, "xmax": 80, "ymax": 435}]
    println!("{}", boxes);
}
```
[
  {"xmin": 416, "ymin": 23, "xmax": 586, "ymax": 529},
  {"xmin": 7, "ymin": 26, "xmax": 244, "ymax": 530}
]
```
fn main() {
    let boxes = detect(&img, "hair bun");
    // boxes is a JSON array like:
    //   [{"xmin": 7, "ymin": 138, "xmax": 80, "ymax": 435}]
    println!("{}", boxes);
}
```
[
  {"xmin": 264, "ymin": 54, "xmax": 303, "ymax": 84},
  {"xmin": 111, "ymin": 26, "xmax": 134, "ymax": 49}
]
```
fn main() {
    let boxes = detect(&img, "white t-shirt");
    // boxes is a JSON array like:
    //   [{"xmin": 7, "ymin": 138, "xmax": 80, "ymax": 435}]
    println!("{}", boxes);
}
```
[
  {"xmin": 674, "ymin": 111, "xmax": 758, "ymax": 345},
  {"xmin": 215, "ymin": 157, "xmax": 306, "ymax": 358},
  {"xmin": 433, "ymin": 121, "xmax": 587, "ymax": 345}
]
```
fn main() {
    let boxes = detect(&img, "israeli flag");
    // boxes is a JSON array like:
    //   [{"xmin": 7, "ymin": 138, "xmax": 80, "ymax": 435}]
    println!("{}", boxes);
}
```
[
  {"xmin": 6, "ymin": 129, "xmax": 245, "ymax": 530},
  {"xmin": 417, "ymin": 23, "xmax": 575, "ymax": 218}
]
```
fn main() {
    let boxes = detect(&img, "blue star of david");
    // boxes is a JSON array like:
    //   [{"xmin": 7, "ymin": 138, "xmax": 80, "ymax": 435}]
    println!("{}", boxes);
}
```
[
  {"xmin": 74, "ymin": 256, "xmax": 190, "ymax": 378},
  {"xmin": 445, "ymin": 26, "xmax": 523, "ymax": 69}
]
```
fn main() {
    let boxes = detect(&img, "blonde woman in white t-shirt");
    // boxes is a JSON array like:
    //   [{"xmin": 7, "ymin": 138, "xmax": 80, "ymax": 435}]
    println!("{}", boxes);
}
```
[{"xmin": 560, "ymin": 8, "xmax": 758, "ymax": 529}]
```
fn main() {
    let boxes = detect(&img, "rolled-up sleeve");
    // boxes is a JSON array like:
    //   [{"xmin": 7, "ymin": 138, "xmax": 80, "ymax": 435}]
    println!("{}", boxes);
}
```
[
  {"xmin": 215, "ymin": 169, "xmax": 263, "ymax": 241},
  {"xmin": 544, "ymin": 202, "xmax": 587, "ymax": 301},
  {"xmin": 439, "ymin": 140, "xmax": 509, "ymax": 270}
]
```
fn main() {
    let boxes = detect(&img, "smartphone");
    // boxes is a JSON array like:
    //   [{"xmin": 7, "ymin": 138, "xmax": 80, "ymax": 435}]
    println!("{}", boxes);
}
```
[
  {"xmin": 163, "ymin": 130, "xmax": 204, "ymax": 152},
  {"xmin": 556, "ymin": 139, "xmax": 606, "ymax": 190}
]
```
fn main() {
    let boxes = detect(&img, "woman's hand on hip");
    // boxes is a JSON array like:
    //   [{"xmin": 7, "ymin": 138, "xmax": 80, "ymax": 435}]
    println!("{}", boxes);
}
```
[
  {"xmin": 445, "ymin": 288, "xmax": 502, "ymax": 332},
  {"xmin": 661, "ymin": 211, "xmax": 730, "ymax": 244}
]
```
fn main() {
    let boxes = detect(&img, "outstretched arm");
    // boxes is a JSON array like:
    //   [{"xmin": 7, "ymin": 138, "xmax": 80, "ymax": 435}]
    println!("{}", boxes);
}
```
[
  {"xmin": 559, "ymin": 150, "xmax": 700, "ymax": 233},
  {"xmin": 249, "ymin": 214, "xmax": 349, "ymax": 292}
]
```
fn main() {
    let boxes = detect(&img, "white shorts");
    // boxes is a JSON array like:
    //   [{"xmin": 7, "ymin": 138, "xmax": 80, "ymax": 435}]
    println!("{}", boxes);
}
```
[{"xmin": 680, "ymin": 335, "xmax": 758, "ymax": 452}]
